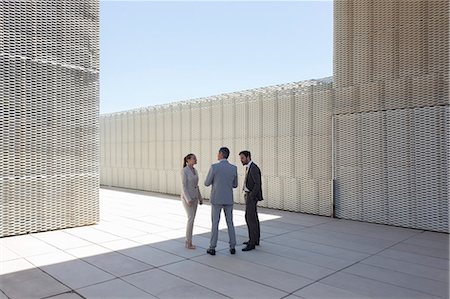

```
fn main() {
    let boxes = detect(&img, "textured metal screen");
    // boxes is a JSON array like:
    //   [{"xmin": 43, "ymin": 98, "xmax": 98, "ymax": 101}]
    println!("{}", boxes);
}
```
[
  {"xmin": 334, "ymin": 106, "xmax": 449, "ymax": 232},
  {"xmin": 100, "ymin": 82, "xmax": 334, "ymax": 216},
  {"xmin": 333, "ymin": 0, "xmax": 449, "ymax": 232},
  {"xmin": 334, "ymin": 0, "xmax": 449, "ymax": 90},
  {"xmin": 99, "ymin": 0, "xmax": 449, "ymax": 232},
  {"xmin": 0, "ymin": 0, "xmax": 100, "ymax": 237}
]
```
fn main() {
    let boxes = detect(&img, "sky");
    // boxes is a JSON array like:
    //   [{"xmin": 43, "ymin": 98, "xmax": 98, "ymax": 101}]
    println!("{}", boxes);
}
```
[{"xmin": 100, "ymin": 1, "xmax": 333, "ymax": 114}]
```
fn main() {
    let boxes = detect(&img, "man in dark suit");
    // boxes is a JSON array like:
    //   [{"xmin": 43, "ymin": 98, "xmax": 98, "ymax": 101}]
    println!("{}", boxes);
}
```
[{"xmin": 239, "ymin": 150, "xmax": 263, "ymax": 251}]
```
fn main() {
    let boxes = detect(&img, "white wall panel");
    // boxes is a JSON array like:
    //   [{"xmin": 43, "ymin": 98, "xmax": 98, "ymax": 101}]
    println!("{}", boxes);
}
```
[
  {"xmin": 283, "ymin": 178, "xmax": 300, "ymax": 212},
  {"xmin": 1, "ymin": 0, "xmax": 105, "ymax": 238},
  {"xmin": 334, "ymin": 107, "xmax": 449, "ymax": 232},
  {"xmin": 277, "ymin": 137, "xmax": 294, "ymax": 177},
  {"xmin": 97, "ymin": 0, "xmax": 449, "ymax": 233},
  {"xmin": 248, "ymin": 95, "xmax": 262, "ymax": 138},
  {"xmin": 278, "ymin": 90, "xmax": 294, "ymax": 137},
  {"xmin": 294, "ymin": 136, "xmax": 311, "ymax": 179},
  {"xmin": 100, "ymin": 84, "xmax": 333, "ymax": 216},
  {"xmin": 295, "ymin": 91, "xmax": 312, "ymax": 137},
  {"xmin": 262, "ymin": 92, "xmax": 277, "ymax": 138},
  {"xmin": 211, "ymin": 98, "xmax": 223, "ymax": 140},
  {"xmin": 300, "ymin": 179, "xmax": 319, "ymax": 215},
  {"xmin": 172, "ymin": 105, "xmax": 182, "ymax": 142},
  {"xmin": 181, "ymin": 104, "xmax": 191, "ymax": 141},
  {"xmin": 201, "ymin": 101, "xmax": 212, "ymax": 140},
  {"xmin": 102, "ymin": 83, "xmax": 334, "ymax": 217},
  {"xmin": 262, "ymin": 138, "xmax": 277, "ymax": 177},
  {"xmin": 191, "ymin": 103, "xmax": 201, "ymax": 140},
  {"xmin": 223, "ymin": 97, "xmax": 235, "ymax": 139},
  {"xmin": 267, "ymin": 177, "xmax": 282, "ymax": 209},
  {"xmin": 235, "ymin": 97, "xmax": 248, "ymax": 139}
]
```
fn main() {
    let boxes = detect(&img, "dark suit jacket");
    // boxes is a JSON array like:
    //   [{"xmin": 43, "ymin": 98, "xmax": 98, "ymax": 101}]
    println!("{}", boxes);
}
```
[{"xmin": 245, "ymin": 162, "xmax": 263, "ymax": 201}]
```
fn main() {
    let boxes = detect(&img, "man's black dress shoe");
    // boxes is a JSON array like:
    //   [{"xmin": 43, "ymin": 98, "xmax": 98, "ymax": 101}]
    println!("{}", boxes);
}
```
[
  {"xmin": 230, "ymin": 248, "xmax": 236, "ymax": 255},
  {"xmin": 243, "ymin": 241, "xmax": 259, "ymax": 246},
  {"xmin": 207, "ymin": 248, "xmax": 216, "ymax": 255},
  {"xmin": 242, "ymin": 245, "xmax": 255, "ymax": 251}
]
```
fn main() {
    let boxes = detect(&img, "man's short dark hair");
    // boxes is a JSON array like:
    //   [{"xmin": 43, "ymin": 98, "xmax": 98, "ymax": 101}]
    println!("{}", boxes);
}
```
[
  {"xmin": 239, "ymin": 150, "xmax": 251, "ymax": 159},
  {"xmin": 219, "ymin": 147, "xmax": 230, "ymax": 159}
]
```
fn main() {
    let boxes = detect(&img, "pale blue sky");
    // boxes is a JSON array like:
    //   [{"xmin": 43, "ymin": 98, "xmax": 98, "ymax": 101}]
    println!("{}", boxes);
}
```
[{"xmin": 100, "ymin": 1, "xmax": 333, "ymax": 114}]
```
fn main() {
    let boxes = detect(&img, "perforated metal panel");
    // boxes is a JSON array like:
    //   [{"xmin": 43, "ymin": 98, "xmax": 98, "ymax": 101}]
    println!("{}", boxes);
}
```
[
  {"xmin": 235, "ymin": 97, "xmax": 248, "ymax": 139},
  {"xmin": 172, "ymin": 105, "xmax": 182, "ymax": 142},
  {"xmin": 0, "ymin": 0, "xmax": 99, "ymax": 237},
  {"xmin": 100, "ymin": 81, "xmax": 333, "ymax": 216},
  {"xmin": 333, "ymin": 0, "xmax": 449, "ymax": 232},
  {"xmin": 334, "ymin": 106, "xmax": 449, "ymax": 232},
  {"xmin": 266, "ymin": 177, "xmax": 282, "ymax": 209},
  {"xmin": 99, "ymin": 0, "xmax": 448, "ymax": 232},
  {"xmin": 211, "ymin": 97, "xmax": 223, "ymax": 140},
  {"xmin": 223, "ymin": 97, "xmax": 236, "ymax": 140},
  {"xmin": 247, "ymin": 94, "xmax": 261, "ymax": 138},
  {"xmin": 334, "ymin": 0, "xmax": 449, "ymax": 90}
]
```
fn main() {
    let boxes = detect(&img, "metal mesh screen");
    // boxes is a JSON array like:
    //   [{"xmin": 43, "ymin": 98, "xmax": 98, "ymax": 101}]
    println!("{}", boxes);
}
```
[
  {"xmin": 100, "ymin": 83, "xmax": 334, "ymax": 216},
  {"xmin": 98, "ymin": 0, "xmax": 449, "ymax": 232},
  {"xmin": 0, "ymin": 0, "xmax": 100, "ymax": 237},
  {"xmin": 334, "ymin": 0, "xmax": 449, "ymax": 90},
  {"xmin": 334, "ymin": 106, "xmax": 449, "ymax": 232},
  {"xmin": 333, "ymin": 0, "xmax": 449, "ymax": 232}
]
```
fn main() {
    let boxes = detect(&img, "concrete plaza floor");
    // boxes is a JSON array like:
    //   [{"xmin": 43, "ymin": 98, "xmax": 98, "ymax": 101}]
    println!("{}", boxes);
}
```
[{"xmin": 0, "ymin": 187, "xmax": 448, "ymax": 299}]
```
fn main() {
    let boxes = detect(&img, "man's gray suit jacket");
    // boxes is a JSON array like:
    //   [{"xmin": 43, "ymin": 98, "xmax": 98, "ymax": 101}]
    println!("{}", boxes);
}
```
[{"xmin": 204, "ymin": 159, "xmax": 238, "ymax": 205}]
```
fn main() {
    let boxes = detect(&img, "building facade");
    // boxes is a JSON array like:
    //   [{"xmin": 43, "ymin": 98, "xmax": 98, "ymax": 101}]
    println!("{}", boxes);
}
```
[
  {"xmin": 100, "ymin": 0, "xmax": 448, "ymax": 233},
  {"xmin": 333, "ymin": 0, "xmax": 449, "ymax": 232},
  {"xmin": 100, "ymin": 82, "xmax": 335, "ymax": 216},
  {"xmin": 0, "ymin": 0, "xmax": 100, "ymax": 237}
]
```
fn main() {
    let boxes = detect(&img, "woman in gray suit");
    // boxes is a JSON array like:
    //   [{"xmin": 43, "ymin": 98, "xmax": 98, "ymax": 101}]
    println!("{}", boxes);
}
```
[{"xmin": 181, "ymin": 153, "xmax": 203, "ymax": 249}]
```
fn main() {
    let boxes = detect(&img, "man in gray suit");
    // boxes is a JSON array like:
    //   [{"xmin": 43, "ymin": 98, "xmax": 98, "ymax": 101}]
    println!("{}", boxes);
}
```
[{"xmin": 204, "ymin": 147, "xmax": 238, "ymax": 255}]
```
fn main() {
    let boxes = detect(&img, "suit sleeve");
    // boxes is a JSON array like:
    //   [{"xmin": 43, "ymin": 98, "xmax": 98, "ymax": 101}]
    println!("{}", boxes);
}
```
[
  {"xmin": 232, "ymin": 166, "xmax": 238, "ymax": 188},
  {"xmin": 204, "ymin": 165, "xmax": 214, "ymax": 187},
  {"xmin": 248, "ymin": 166, "xmax": 261, "ymax": 200},
  {"xmin": 181, "ymin": 169, "xmax": 193, "ymax": 202},
  {"xmin": 196, "ymin": 170, "xmax": 202, "ymax": 199}
]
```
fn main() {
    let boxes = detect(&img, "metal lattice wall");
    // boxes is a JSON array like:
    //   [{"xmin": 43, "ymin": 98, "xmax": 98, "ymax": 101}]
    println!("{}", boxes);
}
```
[
  {"xmin": 99, "ymin": 0, "xmax": 449, "ymax": 232},
  {"xmin": 334, "ymin": 0, "xmax": 449, "ymax": 89},
  {"xmin": 100, "ymin": 83, "xmax": 334, "ymax": 216},
  {"xmin": 333, "ymin": 0, "xmax": 449, "ymax": 232},
  {"xmin": 334, "ymin": 106, "xmax": 449, "ymax": 232},
  {"xmin": 0, "ymin": 0, "xmax": 100, "ymax": 237}
]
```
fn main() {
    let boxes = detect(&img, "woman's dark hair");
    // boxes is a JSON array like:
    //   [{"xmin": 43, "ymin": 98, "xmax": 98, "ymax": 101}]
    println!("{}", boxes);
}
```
[{"xmin": 183, "ymin": 153, "xmax": 195, "ymax": 168}]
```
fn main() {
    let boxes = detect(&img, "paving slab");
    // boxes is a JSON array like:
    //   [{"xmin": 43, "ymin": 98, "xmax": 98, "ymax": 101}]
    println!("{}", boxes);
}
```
[
  {"xmin": 0, "ymin": 267, "xmax": 69, "ymax": 299},
  {"xmin": 0, "ymin": 187, "xmax": 448, "ymax": 299},
  {"xmin": 77, "ymin": 278, "xmax": 157, "ymax": 299},
  {"xmin": 123, "ymin": 268, "xmax": 227, "ymax": 299},
  {"xmin": 161, "ymin": 260, "xmax": 288, "ymax": 298}
]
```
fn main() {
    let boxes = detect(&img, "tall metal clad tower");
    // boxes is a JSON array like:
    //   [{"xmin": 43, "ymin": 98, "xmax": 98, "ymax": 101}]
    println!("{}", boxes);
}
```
[{"xmin": 0, "ymin": 0, "xmax": 100, "ymax": 237}]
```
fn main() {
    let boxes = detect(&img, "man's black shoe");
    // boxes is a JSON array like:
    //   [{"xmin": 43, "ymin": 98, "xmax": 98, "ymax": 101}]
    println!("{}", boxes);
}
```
[
  {"xmin": 206, "ymin": 248, "xmax": 216, "ymax": 255},
  {"xmin": 242, "ymin": 245, "xmax": 255, "ymax": 251},
  {"xmin": 230, "ymin": 248, "xmax": 236, "ymax": 255},
  {"xmin": 243, "ymin": 241, "xmax": 259, "ymax": 246}
]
